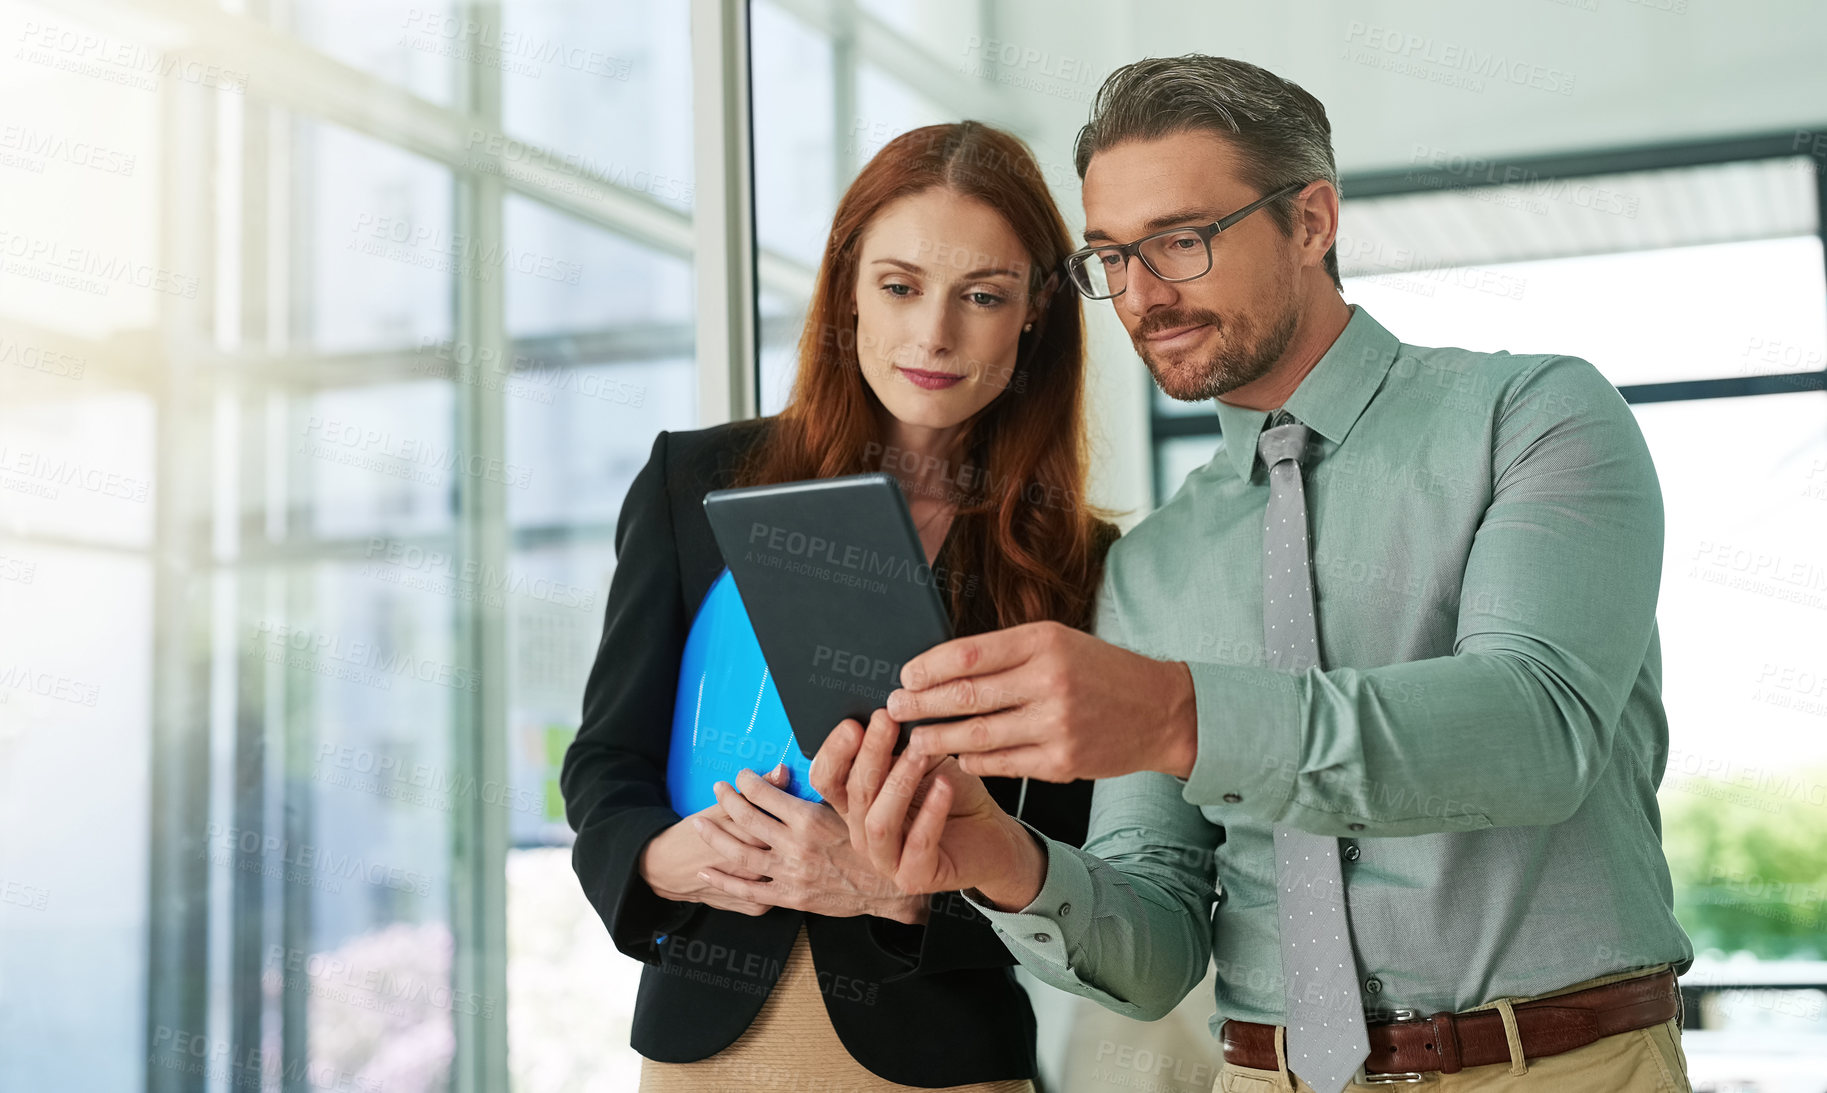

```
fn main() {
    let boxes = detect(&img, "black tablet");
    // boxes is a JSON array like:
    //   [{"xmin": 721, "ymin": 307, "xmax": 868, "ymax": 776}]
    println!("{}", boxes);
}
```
[{"xmin": 702, "ymin": 473, "xmax": 955, "ymax": 759}]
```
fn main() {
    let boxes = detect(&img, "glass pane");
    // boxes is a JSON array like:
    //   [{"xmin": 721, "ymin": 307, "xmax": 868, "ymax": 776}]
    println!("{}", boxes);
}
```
[
  {"xmin": 1637, "ymin": 390, "xmax": 1827, "ymax": 782},
  {"xmin": 857, "ymin": 0, "xmax": 983, "ymax": 59},
  {"xmin": 302, "ymin": 120, "xmax": 454, "ymax": 354},
  {"xmin": 501, "ymin": 374, "xmax": 690, "ymax": 1084},
  {"xmin": 750, "ymin": 0, "xmax": 833, "ymax": 417},
  {"xmin": 752, "ymin": 0, "xmax": 836, "ymax": 269},
  {"xmin": 1637, "ymin": 390, "xmax": 1827, "ymax": 1079},
  {"xmin": 0, "ymin": 2, "xmax": 163, "ymax": 344},
  {"xmin": 504, "ymin": 358, "xmax": 694, "ymax": 530},
  {"xmin": 505, "ymin": 540, "xmax": 614, "ymax": 848},
  {"xmin": 295, "ymin": 381, "xmax": 456, "ymax": 541},
  {"xmin": 497, "ymin": 100, "xmax": 698, "ymax": 1088},
  {"xmin": 0, "ymin": 390, "xmax": 155, "ymax": 547},
  {"xmin": 506, "ymin": 846, "xmax": 641, "ymax": 1090},
  {"xmin": 264, "ymin": 559, "xmax": 459, "ymax": 1087},
  {"xmin": 855, "ymin": 63, "xmax": 950, "ymax": 161},
  {"xmin": 1341, "ymin": 157, "xmax": 1819, "ymax": 276},
  {"xmin": 1343, "ymin": 236, "xmax": 1827, "ymax": 388},
  {"xmin": 0, "ymin": 550, "xmax": 151, "ymax": 1091},
  {"xmin": 503, "ymin": 194, "xmax": 692, "ymax": 337},
  {"xmin": 499, "ymin": 3, "xmax": 692, "ymax": 216},
  {"xmin": 759, "ymin": 337, "xmax": 799, "ymax": 418},
  {"xmin": 497, "ymin": 538, "xmax": 618, "ymax": 1093},
  {"xmin": 292, "ymin": 0, "xmax": 456, "ymax": 106}
]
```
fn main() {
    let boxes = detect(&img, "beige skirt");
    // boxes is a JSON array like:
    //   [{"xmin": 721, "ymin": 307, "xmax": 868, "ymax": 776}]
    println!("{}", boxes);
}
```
[{"xmin": 638, "ymin": 923, "xmax": 1035, "ymax": 1092}]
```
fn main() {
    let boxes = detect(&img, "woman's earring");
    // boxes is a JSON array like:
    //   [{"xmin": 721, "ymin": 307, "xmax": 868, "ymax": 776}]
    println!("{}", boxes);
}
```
[{"xmin": 1023, "ymin": 322, "xmax": 1033, "ymax": 332}]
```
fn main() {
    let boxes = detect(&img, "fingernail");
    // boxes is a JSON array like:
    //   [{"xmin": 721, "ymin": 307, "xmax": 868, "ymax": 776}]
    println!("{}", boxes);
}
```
[{"xmin": 773, "ymin": 762, "xmax": 787, "ymax": 777}]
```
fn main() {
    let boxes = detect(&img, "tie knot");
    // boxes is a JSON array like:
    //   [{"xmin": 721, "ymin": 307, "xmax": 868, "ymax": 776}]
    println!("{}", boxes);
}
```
[{"xmin": 1258, "ymin": 412, "xmax": 1313, "ymax": 469}]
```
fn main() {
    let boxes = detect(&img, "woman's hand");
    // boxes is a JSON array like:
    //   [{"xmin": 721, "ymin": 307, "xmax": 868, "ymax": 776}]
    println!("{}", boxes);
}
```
[
  {"xmin": 694, "ymin": 764, "xmax": 929, "ymax": 924},
  {"xmin": 638, "ymin": 799, "xmax": 777, "ymax": 916},
  {"xmin": 813, "ymin": 710, "xmax": 1045, "ymax": 907}
]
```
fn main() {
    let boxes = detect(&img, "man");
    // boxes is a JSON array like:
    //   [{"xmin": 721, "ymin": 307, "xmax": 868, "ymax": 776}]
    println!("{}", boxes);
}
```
[{"xmin": 809, "ymin": 55, "xmax": 1694, "ymax": 1092}]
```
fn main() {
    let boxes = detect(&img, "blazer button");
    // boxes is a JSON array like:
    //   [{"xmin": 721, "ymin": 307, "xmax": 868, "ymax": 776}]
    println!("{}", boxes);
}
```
[
  {"xmin": 1365, "ymin": 976, "xmax": 1383, "ymax": 994},
  {"xmin": 1348, "ymin": 823, "xmax": 1366, "ymax": 831},
  {"xmin": 1034, "ymin": 932, "xmax": 1052, "ymax": 944},
  {"xmin": 1222, "ymin": 793, "xmax": 1242, "ymax": 803},
  {"xmin": 1058, "ymin": 903, "xmax": 1071, "ymax": 917},
  {"xmin": 1343, "ymin": 843, "xmax": 1361, "ymax": 862}
]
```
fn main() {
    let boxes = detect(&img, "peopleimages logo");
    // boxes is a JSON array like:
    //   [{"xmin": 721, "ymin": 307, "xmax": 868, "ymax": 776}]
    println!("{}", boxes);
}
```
[
  {"xmin": 1406, "ymin": 145, "xmax": 1639, "ymax": 218},
  {"xmin": 745, "ymin": 522, "xmax": 978, "ymax": 597},
  {"xmin": 200, "ymin": 821, "xmax": 434, "ymax": 897},
  {"xmin": 251, "ymin": 619, "xmax": 482, "ymax": 694},
  {"xmin": 811, "ymin": 644, "xmax": 901, "ymax": 685},
  {"xmin": 1343, "ymin": 21, "xmax": 1577, "ymax": 96},
  {"xmin": 0, "ymin": 226, "xmax": 200, "ymax": 298},
  {"xmin": 0, "ymin": 123, "xmax": 136, "ymax": 176}
]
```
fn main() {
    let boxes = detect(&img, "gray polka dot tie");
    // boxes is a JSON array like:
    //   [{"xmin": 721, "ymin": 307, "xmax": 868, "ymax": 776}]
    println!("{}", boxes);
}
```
[{"xmin": 1258, "ymin": 412, "xmax": 1368, "ymax": 1093}]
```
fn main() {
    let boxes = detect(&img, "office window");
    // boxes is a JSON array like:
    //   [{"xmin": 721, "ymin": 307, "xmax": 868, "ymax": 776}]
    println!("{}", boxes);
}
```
[{"xmin": 0, "ymin": 1, "xmax": 695, "ymax": 1089}]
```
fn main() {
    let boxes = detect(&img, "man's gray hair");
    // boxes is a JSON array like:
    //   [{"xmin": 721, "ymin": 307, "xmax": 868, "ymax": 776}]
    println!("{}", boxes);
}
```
[{"xmin": 1073, "ymin": 55, "xmax": 1341, "ymax": 290}]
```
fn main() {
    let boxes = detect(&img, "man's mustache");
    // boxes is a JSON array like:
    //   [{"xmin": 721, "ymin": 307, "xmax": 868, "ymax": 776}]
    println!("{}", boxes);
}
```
[{"xmin": 1135, "ymin": 310, "xmax": 1223, "ymax": 340}]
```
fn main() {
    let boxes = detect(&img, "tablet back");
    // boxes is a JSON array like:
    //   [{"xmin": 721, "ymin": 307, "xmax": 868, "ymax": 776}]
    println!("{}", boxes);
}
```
[{"xmin": 702, "ymin": 473, "xmax": 954, "ymax": 758}]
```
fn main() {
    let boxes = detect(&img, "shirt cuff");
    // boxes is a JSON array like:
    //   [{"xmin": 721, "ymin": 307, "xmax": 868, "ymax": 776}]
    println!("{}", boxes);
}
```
[
  {"xmin": 961, "ymin": 819, "xmax": 1095, "ymax": 969},
  {"xmin": 1182, "ymin": 660, "xmax": 1302, "ymax": 819}
]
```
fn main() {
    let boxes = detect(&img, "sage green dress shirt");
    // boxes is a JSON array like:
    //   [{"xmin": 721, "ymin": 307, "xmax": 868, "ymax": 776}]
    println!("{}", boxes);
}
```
[{"xmin": 967, "ymin": 304, "xmax": 1694, "ymax": 1030}]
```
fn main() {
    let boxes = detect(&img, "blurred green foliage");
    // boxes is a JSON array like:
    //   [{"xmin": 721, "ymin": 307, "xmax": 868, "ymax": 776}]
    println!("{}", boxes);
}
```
[{"xmin": 1661, "ymin": 765, "xmax": 1827, "ymax": 960}]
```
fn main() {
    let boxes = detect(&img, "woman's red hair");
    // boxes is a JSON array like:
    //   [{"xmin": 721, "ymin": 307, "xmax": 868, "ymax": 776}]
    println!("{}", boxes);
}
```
[{"xmin": 738, "ymin": 121, "xmax": 1115, "ymax": 636}]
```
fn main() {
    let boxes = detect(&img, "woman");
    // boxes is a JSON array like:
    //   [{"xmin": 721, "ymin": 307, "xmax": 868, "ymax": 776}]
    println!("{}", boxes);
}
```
[{"xmin": 560, "ymin": 121, "xmax": 1119, "ymax": 1091}]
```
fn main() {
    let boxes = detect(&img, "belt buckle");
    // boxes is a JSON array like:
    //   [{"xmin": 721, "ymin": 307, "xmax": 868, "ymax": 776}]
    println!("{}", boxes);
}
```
[{"xmin": 1355, "ymin": 1007, "xmax": 1430, "ymax": 1085}]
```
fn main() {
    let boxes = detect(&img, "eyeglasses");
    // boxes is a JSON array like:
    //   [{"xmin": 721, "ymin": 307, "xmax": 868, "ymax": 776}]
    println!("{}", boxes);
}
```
[{"xmin": 1063, "ymin": 181, "xmax": 1311, "ymax": 300}]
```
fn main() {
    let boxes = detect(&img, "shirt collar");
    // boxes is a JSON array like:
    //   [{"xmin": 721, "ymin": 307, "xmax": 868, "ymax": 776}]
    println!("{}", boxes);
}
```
[{"xmin": 1212, "ymin": 304, "xmax": 1400, "ymax": 481}]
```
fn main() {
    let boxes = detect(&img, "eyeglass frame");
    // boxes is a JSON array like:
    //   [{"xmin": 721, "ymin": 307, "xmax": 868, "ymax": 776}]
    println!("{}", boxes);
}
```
[{"xmin": 1062, "ymin": 180, "xmax": 1314, "ymax": 300}]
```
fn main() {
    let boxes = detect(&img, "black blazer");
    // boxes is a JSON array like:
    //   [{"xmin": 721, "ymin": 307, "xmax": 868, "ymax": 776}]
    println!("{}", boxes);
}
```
[{"xmin": 561, "ymin": 418, "xmax": 1113, "ymax": 1087}]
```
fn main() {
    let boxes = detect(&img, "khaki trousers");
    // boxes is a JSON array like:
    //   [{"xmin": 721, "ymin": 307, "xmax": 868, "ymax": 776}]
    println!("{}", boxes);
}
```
[
  {"xmin": 637, "ymin": 924, "xmax": 1034, "ymax": 1092},
  {"xmin": 1215, "ymin": 965, "xmax": 1691, "ymax": 1093}
]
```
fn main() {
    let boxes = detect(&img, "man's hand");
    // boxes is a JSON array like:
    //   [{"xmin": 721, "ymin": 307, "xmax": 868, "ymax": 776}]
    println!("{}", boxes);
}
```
[
  {"xmin": 810, "ymin": 710, "xmax": 1048, "ymax": 910},
  {"xmin": 884, "ymin": 620, "xmax": 1200, "ymax": 782},
  {"xmin": 692, "ymin": 764, "xmax": 926, "ymax": 923}
]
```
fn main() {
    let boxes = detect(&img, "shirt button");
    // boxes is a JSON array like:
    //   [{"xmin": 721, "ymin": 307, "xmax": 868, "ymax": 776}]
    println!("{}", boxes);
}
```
[
  {"xmin": 1034, "ymin": 932, "xmax": 1052, "ymax": 944},
  {"xmin": 1058, "ymin": 903, "xmax": 1071, "ymax": 917},
  {"xmin": 1365, "ymin": 977, "xmax": 1383, "ymax": 994},
  {"xmin": 1348, "ymin": 823, "xmax": 1366, "ymax": 832},
  {"xmin": 1222, "ymin": 793, "xmax": 1242, "ymax": 803},
  {"xmin": 1343, "ymin": 843, "xmax": 1361, "ymax": 862}
]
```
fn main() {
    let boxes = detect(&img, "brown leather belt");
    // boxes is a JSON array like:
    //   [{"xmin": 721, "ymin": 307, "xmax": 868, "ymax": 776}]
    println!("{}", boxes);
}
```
[{"xmin": 1220, "ymin": 967, "xmax": 1680, "ymax": 1077}]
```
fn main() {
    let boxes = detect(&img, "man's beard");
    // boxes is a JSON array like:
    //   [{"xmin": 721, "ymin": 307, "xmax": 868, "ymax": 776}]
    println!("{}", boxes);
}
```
[{"xmin": 1136, "ymin": 297, "xmax": 1300, "ymax": 402}]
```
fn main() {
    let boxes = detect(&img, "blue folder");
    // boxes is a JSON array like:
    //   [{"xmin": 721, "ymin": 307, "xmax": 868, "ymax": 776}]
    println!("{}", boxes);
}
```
[{"xmin": 666, "ymin": 567, "xmax": 822, "ymax": 815}]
